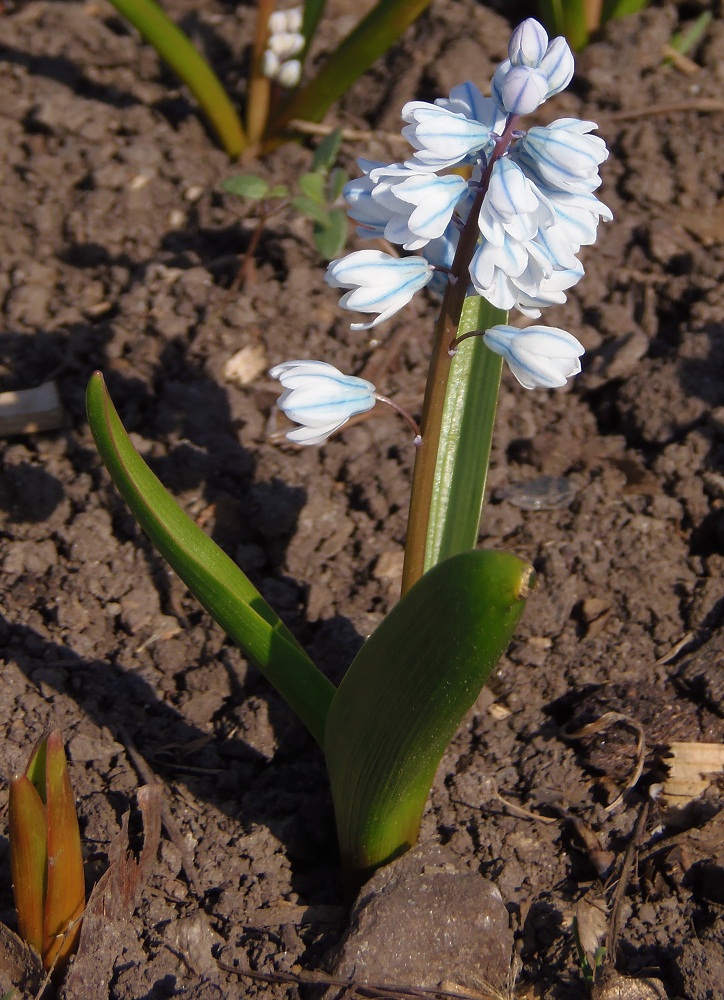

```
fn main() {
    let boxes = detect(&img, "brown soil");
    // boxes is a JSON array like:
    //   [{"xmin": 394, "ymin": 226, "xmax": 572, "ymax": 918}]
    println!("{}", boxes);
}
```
[{"xmin": 1, "ymin": 1, "xmax": 723, "ymax": 998}]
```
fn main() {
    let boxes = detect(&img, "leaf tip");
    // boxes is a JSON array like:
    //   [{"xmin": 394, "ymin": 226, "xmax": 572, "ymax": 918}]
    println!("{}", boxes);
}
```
[{"xmin": 518, "ymin": 564, "xmax": 537, "ymax": 600}]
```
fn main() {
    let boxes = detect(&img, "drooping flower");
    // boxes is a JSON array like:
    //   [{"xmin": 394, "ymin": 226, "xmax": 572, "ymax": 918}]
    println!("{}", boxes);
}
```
[
  {"xmin": 369, "ymin": 164, "xmax": 469, "ymax": 247},
  {"xmin": 401, "ymin": 104, "xmax": 495, "ymax": 170},
  {"xmin": 270, "ymin": 361, "xmax": 376, "ymax": 445},
  {"xmin": 513, "ymin": 119, "xmax": 610, "ymax": 194},
  {"xmin": 325, "ymin": 250, "xmax": 434, "ymax": 329},
  {"xmin": 483, "ymin": 324, "xmax": 584, "ymax": 388}
]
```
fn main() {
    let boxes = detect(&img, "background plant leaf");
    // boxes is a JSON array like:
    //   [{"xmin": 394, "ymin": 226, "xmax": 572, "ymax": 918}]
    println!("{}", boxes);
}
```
[
  {"xmin": 298, "ymin": 172, "xmax": 326, "ymax": 204},
  {"xmin": 8, "ymin": 775, "xmax": 46, "ymax": 956},
  {"xmin": 326, "ymin": 166, "xmax": 348, "ymax": 203},
  {"xmin": 222, "ymin": 175, "xmax": 270, "ymax": 199},
  {"xmin": 42, "ymin": 732, "xmax": 84, "ymax": 972},
  {"xmin": 104, "ymin": 0, "xmax": 246, "ymax": 156},
  {"xmin": 313, "ymin": 208, "xmax": 348, "ymax": 260},
  {"xmin": 312, "ymin": 127, "xmax": 343, "ymax": 172},
  {"xmin": 265, "ymin": 0, "xmax": 430, "ymax": 139},
  {"xmin": 291, "ymin": 195, "xmax": 330, "ymax": 224}
]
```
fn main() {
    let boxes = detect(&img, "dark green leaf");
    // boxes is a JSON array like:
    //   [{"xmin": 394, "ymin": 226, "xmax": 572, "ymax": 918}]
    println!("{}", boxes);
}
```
[
  {"xmin": 312, "ymin": 127, "xmax": 343, "ymax": 172},
  {"xmin": 313, "ymin": 209, "xmax": 348, "ymax": 259},
  {"xmin": 601, "ymin": 0, "xmax": 650, "ymax": 23},
  {"xmin": 327, "ymin": 167, "xmax": 348, "ymax": 203},
  {"xmin": 104, "ymin": 0, "xmax": 246, "ymax": 156},
  {"xmin": 291, "ymin": 195, "xmax": 330, "ymax": 224}
]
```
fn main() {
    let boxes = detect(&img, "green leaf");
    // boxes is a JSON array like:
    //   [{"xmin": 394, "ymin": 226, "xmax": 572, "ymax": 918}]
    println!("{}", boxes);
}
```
[
  {"xmin": 536, "ymin": 0, "xmax": 589, "ymax": 49},
  {"xmin": 222, "ymin": 175, "xmax": 270, "ymax": 199},
  {"xmin": 312, "ymin": 127, "xmax": 343, "ymax": 173},
  {"xmin": 313, "ymin": 208, "xmax": 348, "ymax": 260},
  {"xmin": 326, "ymin": 548, "xmax": 534, "ymax": 891},
  {"xmin": 267, "ymin": 184, "xmax": 291, "ymax": 199},
  {"xmin": 103, "ymin": 0, "xmax": 246, "ymax": 157},
  {"xmin": 666, "ymin": 10, "xmax": 711, "ymax": 58},
  {"xmin": 301, "ymin": 0, "xmax": 328, "ymax": 57},
  {"xmin": 290, "ymin": 195, "xmax": 330, "ymax": 225},
  {"xmin": 266, "ymin": 0, "xmax": 430, "ymax": 136},
  {"xmin": 327, "ymin": 166, "xmax": 348, "ymax": 203},
  {"xmin": 601, "ymin": 0, "xmax": 650, "ymax": 24},
  {"xmin": 298, "ymin": 172, "xmax": 326, "ymax": 204},
  {"xmin": 423, "ymin": 295, "xmax": 506, "ymax": 574},
  {"xmin": 86, "ymin": 373, "xmax": 335, "ymax": 747}
]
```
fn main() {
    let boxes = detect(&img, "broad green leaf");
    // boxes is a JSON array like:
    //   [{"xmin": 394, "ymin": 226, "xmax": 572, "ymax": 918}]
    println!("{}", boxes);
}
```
[
  {"xmin": 326, "ymin": 548, "xmax": 534, "ymax": 891},
  {"xmin": 222, "ymin": 175, "xmax": 270, "ymax": 199},
  {"xmin": 104, "ymin": 0, "xmax": 246, "ymax": 157},
  {"xmin": 313, "ymin": 209, "xmax": 348, "ymax": 260},
  {"xmin": 86, "ymin": 374, "xmax": 334, "ymax": 747},
  {"xmin": 290, "ymin": 195, "xmax": 330, "ymax": 225},
  {"xmin": 423, "ymin": 295, "xmax": 506, "ymax": 573},
  {"xmin": 298, "ymin": 172, "xmax": 326, "ymax": 204},
  {"xmin": 266, "ymin": 0, "xmax": 430, "ymax": 138},
  {"xmin": 312, "ymin": 128, "xmax": 343, "ymax": 173},
  {"xmin": 267, "ymin": 184, "xmax": 291, "ymax": 199}
]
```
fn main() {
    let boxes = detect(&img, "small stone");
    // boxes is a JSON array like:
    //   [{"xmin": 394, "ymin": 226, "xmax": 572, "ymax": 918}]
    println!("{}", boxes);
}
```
[
  {"xmin": 328, "ymin": 843, "xmax": 513, "ymax": 995},
  {"xmin": 224, "ymin": 344, "xmax": 268, "ymax": 385}
]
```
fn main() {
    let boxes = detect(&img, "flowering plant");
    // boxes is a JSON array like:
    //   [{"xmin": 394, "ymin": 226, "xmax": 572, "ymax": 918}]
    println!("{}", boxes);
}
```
[
  {"xmin": 103, "ymin": 0, "xmax": 430, "ymax": 157},
  {"xmin": 87, "ymin": 18, "xmax": 610, "ymax": 893}
]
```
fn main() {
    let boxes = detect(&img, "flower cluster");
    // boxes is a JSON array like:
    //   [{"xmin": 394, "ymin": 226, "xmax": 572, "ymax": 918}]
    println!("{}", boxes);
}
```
[
  {"xmin": 262, "ymin": 7, "xmax": 304, "ymax": 89},
  {"xmin": 271, "ymin": 18, "xmax": 612, "ymax": 443},
  {"xmin": 327, "ymin": 19, "xmax": 610, "ymax": 332}
]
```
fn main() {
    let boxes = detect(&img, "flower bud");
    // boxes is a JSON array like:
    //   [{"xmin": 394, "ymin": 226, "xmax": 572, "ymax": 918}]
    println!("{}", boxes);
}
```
[
  {"xmin": 508, "ymin": 18, "xmax": 548, "ymax": 67},
  {"xmin": 483, "ymin": 324, "xmax": 584, "ymax": 389},
  {"xmin": 325, "ymin": 250, "xmax": 434, "ymax": 329}
]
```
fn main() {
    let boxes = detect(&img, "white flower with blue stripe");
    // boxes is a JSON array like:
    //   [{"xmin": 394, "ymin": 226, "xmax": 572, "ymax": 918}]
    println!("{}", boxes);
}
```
[
  {"xmin": 324, "ymin": 250, "xmax": 434, "ymax": 330},
  {"xmin": 270, "ymin": 361, "xmax": 377, "ymax": 445},
  {"xmin": 483, "ymin": 325, "xmax": 584, "ymax": 389}
]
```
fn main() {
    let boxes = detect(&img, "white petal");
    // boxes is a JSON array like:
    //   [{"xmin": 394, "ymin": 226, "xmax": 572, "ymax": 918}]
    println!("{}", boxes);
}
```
[
  {"xmin": 539, "ymin": 36, "xmax": 575, "ymax": 97},
  {"xmin": 509, "ymin": 18, "xmax": 548, "ymax": 67}
]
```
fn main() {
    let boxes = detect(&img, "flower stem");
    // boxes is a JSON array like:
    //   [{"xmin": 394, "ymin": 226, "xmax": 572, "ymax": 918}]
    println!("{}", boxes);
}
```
[
  {"xmin": 401, "ymin": 119, "xmax": 517, "ymax": 595},
  {"xmin": 374, "ymin": 394, "xmax": 421, "ymax": 441}
]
